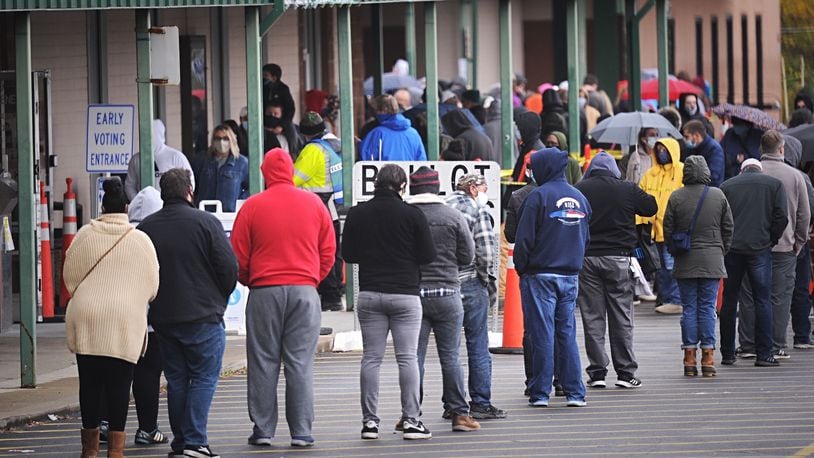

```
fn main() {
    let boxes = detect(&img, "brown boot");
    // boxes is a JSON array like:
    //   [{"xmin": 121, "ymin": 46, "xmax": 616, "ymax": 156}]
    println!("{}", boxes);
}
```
[
  {"xmin": 106, "ymin": 431, "xmax": 126, "ymax": 458},
  {"xmin": 701, "ymin": 349, "xmax": 717, "ymax": 377},
  {"xmin": 81, "ymin": 428, "xmax": 99, "ymax": 458},
  {"xmin": 683, "ymin": 349, "xmax": 698, "ymax": 376},
  {"xmin": 452, "ymin": 414, "xmax": 481, "ymax": 432}
]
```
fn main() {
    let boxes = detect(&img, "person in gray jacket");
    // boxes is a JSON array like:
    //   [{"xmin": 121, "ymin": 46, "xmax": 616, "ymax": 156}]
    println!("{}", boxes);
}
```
[
  {"xmin": 407, "ymin": 167, "xmax": 480, "ymax": 433},
  {"xmin": 759, "ymin": 131, "xmax": 811, "ymax": 359},
  {"xmin": 664, "ymin": 156, "xmax": 733, "ymax": 377}
]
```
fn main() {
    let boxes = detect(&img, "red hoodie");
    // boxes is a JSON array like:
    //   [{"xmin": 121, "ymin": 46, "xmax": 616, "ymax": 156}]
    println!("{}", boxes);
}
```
[{"xmin": 231, "ymin": 148, "xmax": 335, "ymax": 288}]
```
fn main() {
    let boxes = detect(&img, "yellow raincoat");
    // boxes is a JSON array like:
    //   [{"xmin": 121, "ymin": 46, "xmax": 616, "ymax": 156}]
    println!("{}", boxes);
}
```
[{"xmin": 637, "ymin": 137, "xmax": 684, "ymax": 242}]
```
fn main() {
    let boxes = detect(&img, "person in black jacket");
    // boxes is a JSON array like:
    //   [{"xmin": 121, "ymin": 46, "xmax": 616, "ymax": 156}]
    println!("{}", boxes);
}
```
[
  {"xmin": 341, "ymin": 164, "xmax": 436, "ymax": 441},
  {"xmin": 137, "ymin": 168, "xmax": 238, "ymax": 458},
  {"xmin": 575, "ymin": 152, "xmax": 657, "ymax": 389},
  {"xmin": 719, "ymin": 159, "xmax": 788, "ymax": 367},
  {"xmin": 263, "ymin": 63, "xmax": 296, "ymax": 123}
]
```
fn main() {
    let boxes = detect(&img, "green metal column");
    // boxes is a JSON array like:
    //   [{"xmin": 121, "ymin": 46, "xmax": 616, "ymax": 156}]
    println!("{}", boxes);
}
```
[
  {"xmin": 338, "ymin": 6, "xmax": 355, "ymax": 310},
  {"xmin": 566, "ymin": 0, "xmax": 581, "ymax": 156},
  {"xmin": 656, "ymin": 0, "xmax": 669, "ymax": 108},
  {"xmin": 577, "ymin": 0, "xmax": 587, "ymax": 85},
  {"xmin": 136, "ymin": 10, "xmax": 154, "ymax": 189},
  {"xmin": 425, "ymin": 2, "xmax": 439, "ymax": 160},
  {"xmin": 499, "ymin": 0, "xmax": 513, "ymax": 167},
  {"xmin": 625, "ymin": 0, "xmax": 641, "ymax": 111},
  {"xmin": 371, "ymin": 4, "xmax": 384, "ymax": 96},
  {"xmin": 405, "ymin": 3, "xmax": 417, "ymax": 76},
  {"xmin": 471, "ymin": 0, "xmax": 478, "ymax": 90},
  {"xmin": 16, "ymin": 12, "xmax": 36, "ymax": 388},
  {"xmin": 246, "ymin": 6, "xmax": 263, "ymax": 194},
  {"xmin": 593, "ymin": 0, "xmax": 622, "ymax": 101}
]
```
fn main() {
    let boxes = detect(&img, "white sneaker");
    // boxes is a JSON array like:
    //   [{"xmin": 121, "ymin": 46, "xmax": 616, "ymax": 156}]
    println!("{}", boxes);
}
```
[
  {"xmin": 655, "ymin": 303, "xmax": 683, "ymax": 314},
  {"xmin": 638, "ymin": 294, "xmax": 658, "ymax": 302}
]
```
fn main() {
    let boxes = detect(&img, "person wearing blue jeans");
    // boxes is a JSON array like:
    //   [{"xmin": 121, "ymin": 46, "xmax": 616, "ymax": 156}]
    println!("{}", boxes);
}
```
[
  {"xmin": 720, "ymin": 250, "xmax": 774, "ymax": 363},
  {"xmin": 513, "ymin": 148, "xmax": 592, "ymax": 407},
  {"xmin": 154, "ymin": 323, "xmax": 225, "ymax": 453},
  {"xmin": 655, "ymin": 242, "xmax": 683, "ymax": 313},
  {"xmin": 520, "ymin": 274, "xmax": 586, "ymax": 406},
  {"xmin": 677, "ymin": 279, "xmax": 720, "ymax": 353},
  {"xmin": 460, "ymin": 278, "xmax": 493, "ymax": 408},
  {"xmin": 138, "ymin": 169, "xmax": 238, "ymax": 458}
]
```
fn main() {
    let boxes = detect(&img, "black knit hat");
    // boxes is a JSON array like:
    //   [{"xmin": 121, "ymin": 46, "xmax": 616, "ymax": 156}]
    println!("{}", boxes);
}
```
[
  {"xmin": 409, "ymin": 166, "xmax": 440, "ymax": 195},
  {"xmin": 300, "ymin": 111, "xmax": 326, "ymax": 136}
]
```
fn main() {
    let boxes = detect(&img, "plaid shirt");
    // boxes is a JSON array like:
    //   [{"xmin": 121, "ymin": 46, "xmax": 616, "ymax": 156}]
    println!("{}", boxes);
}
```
[{"xmin": 445, "ymin": 191, "xmax": 496, "ymax": 283}]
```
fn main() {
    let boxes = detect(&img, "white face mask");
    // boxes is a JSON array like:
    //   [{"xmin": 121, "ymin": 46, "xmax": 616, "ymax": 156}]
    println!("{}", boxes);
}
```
[
  {"xmin": 645, "ymin": 137, "xmax": 658, "ymax": 150},
  {"xmin": 476, "ymin": 192, "xmax": 489, "ymax": 207},
  {"xmin": 721, "ymin": 122, "xmax": 730, "ymax": 135},
  {"xmin": 687, "ymin": 105, "xmax": 698, "ymax": 116},
  {"xmin": 214, "ymin": 139, "xmax": 230, "ymax": 154}
]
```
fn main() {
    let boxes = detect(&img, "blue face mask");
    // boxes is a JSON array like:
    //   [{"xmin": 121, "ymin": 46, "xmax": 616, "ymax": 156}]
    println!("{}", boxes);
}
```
[
  {"xmin": 656, "ymin": 150, "xmax": 671, "ymax": 165},
  {"xmin": 685, "ymin": 139, "xmax": 696, "ymax": 149}
]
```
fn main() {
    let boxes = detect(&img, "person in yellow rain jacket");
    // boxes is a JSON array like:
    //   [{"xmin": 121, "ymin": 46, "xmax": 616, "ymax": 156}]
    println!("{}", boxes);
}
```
[
  {"xmin": 293, "ymin": 111, "xmax": 345, "ymax": 311},
  {"xmin": 638, "ymin": 137, "xmax": 684, "ymax": 315}
]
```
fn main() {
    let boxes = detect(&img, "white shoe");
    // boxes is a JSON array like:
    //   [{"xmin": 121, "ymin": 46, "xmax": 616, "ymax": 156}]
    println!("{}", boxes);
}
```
[
  {"xmin": 655, "ymin": 303, "xmax": 683, "ymax": 314},
  {"xmin": 638, "ymin": 294, "xmax": 658, "ymax": 302}
]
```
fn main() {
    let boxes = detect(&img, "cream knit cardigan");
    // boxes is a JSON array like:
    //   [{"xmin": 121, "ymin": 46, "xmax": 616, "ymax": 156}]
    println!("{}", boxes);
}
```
[{"xmin": 64, "ymin": 213, "xmax": 160, "ymax": 364}]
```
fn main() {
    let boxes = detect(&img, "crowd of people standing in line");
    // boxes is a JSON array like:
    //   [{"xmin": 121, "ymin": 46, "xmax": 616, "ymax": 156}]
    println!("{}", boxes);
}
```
[{"xmin": 62, "ymin": 61, "xmax": 814, "ymax": 457}]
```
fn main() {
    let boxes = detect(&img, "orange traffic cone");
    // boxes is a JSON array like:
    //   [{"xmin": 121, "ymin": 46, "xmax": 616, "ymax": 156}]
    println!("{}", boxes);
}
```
[
  {"xmin": 60, "ymin": 178, "xmax": 77, "ymax": 309},
  {"xmin": 490, "ymin": 243, "xmax": 524, "ymax": 354},
  {"xmin": 40, "ymin": 181, "xmax": 55, "ymax": 319}
]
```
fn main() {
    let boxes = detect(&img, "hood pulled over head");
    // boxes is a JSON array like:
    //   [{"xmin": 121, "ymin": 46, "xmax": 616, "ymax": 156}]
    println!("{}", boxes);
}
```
[
  {"xmin": 530, "ymin": 147, "xmax": 568, "ymax": 185},
  {"xmin": 584, "ymin": 151, "xmax": 621, "ymax": 179},
  {"xmin": 682, "ymin": 155, "xmax": 711, "ymax": 185},
  {"xmin": 261, "ymin": 147, "xmax": 295, "ymax": 188}
]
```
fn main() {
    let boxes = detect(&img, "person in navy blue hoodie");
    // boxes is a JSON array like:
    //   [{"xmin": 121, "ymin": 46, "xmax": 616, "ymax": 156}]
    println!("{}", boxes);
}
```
[
  {"xmin": 515, "ymin": 148, "xmax": 592, "ymax": 408},
  {"xmin": 682, "ymin": 120, "xmax": 725, "ymax": 187},
  {"xmin": 359, "ymin": 94, "xmax": 427, "ymax": 161}
]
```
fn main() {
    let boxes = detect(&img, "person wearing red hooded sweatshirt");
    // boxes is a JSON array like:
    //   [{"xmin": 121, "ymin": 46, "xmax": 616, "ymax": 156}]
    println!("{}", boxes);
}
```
[{"xmin": 230, "ymin": 148, "xmax": 336, "ymax": 449}]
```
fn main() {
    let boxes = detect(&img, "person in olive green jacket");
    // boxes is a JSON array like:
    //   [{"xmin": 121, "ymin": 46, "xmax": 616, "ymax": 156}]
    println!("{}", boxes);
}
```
[
  {"xmin": 543, "ymin": 130, "xmax": 583, "ymax": 185},
  {"xmin": 663, "ymin": 155, "xmax": 733, "ymax": 377}
]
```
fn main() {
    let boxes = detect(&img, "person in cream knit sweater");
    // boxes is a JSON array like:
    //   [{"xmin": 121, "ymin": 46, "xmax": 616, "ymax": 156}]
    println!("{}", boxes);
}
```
[{"xmin": 64, "ymin": 178, "xmax": 159, "ymax": 458}]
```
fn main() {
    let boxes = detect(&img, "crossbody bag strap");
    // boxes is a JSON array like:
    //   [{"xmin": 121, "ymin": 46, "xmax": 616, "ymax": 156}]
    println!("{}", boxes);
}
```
[
  {"xmin": 74, "ymin": 228, "xmax": 134, "ymax": 291},
  {"xmin": 687, "ymin": 185, "xmax": 710, "ymax": 237}
]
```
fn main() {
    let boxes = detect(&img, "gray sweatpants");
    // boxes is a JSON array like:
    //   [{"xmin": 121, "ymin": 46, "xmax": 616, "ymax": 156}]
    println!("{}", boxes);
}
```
[
  {"xmin": 577, "ymin": 256, "xmax": 638, "ymax": 379},
  {"xmin": 737, "ymin": 251, "xmax": 797, "ymax": 352},
  {"xmin": 357, "ymin": 291, "xmax": 422, "ymax": 423},
  {"xmin": 246, "ymin": 285, "xmax": 321, "ymax": 440}
]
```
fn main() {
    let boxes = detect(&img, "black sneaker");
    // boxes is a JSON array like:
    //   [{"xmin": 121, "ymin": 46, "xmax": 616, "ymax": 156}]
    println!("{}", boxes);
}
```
[
  {"xmin": 135, "ymin": 428, "xmax": 169, "ymax": 445},
  {"xmin": 321, "ymin": 302, "xmax": 342, "ymax": 312},
  {"xmin": 774, "ymin": 349, "xmax": 791, "ymax": 360},
  {"xmin": 755, "ymin": 357, "xmax": 780, "ymax": 367},
  {"xmin": 735, "ymin": 347, "xmax": 756, "ymax": 359},
  {"xmin": 587, "ymin": 377, "xmax": 606, "ymax": 388},
  {"xmin": 182, "ymin": 445, "xmax": 220, "ymax": 458},
  {"xmin": 469, "ymin": 404, "xmax": 507, "ymax": 419},
  {"xmin": 394, "ymin": 418, "xmax": 403, "ymax": 432},
  {"xmin": 361, "ymin": 420, "xmax": 379, "ymax": 440},
  {"xmin": 554, "ymin": 384, "xmax": 566, "ymax": 397},
  {"xmin": 615, "ymin": 375, "xmax": 642, "ymax": 389},
  {"xmin": 402, "ymin": 418, "xmax": 432, "ymax": 440},
  {"xmin": 441, "ymin": 409, "xmax": 453, "ymax": 420},
  {"xmin": 721, "ymin": 356, "xmax": 736, "ymax": 365},
  {"xmin": 99, "ymin": 421, "xmax": 109, "ymax": 443}
]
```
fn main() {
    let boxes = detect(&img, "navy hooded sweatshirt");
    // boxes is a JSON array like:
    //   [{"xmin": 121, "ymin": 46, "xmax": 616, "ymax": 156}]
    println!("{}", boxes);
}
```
[{"xmin": 514, "ymin": 148, "xmax": 592, "ymax": 276}]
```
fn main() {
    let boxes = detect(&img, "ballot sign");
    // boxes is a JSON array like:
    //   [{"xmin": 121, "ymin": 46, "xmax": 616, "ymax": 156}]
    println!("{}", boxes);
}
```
[{"xmin": 86, "ymin": 104, "xmax": 135, "ymax": 173}]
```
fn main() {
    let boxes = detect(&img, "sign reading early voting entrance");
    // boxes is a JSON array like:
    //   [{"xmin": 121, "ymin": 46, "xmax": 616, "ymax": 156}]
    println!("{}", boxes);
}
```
[{"xmin": 86, "ymin": 104, "xmax": 135, "ymax": 173}]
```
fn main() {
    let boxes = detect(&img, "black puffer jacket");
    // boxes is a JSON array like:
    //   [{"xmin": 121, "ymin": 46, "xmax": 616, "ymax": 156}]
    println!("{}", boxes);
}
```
[{"xmin": 441, "ymin": 109, "xmax": 493, "ymax": 161}]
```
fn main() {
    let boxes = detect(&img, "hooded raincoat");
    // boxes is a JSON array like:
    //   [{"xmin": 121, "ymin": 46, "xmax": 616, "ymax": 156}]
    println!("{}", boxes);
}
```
[
  {"xmin": 359, "ymin": 113, "xmax": 427, "ymax": 161},
  {"xmin": 638, "ymin": 138, "xmax": 685, "ymax": 243},
  {"xmin": 125, "ymin": 119, "xmax": 196, "ymax": 201}
]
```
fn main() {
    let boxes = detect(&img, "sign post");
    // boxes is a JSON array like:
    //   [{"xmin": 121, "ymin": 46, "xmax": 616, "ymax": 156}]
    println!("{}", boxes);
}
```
[{"xmin": 86, "ymin": 104, "xmax": 135, "ymax": 174}]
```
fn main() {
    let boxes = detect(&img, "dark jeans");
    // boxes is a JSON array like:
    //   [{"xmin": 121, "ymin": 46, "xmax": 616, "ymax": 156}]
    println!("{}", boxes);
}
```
[
  {"xmin": 417, "ymin": 293, "xmax": 468, "ymax": 416},
  {"xmin": 791, "ymin": 247, "xmax": 813, "ymax": 345},
  {"xmin": 721, "ymin": 250, "xmax": 773, "ymax": 360},
  {"xmin": 656, "ymin": 242, "xmax": 681, "ymax": 304},
  {"xmin": 318, "ymin": 220, "xmax": 343, "ymax": 304},
  {"xmin": 133, "ymin": 332, "xmax": 164, "ymax": 432},
  {"xmin": 460, "ymin": 277, "xmax": 493, "ymax": 407},
  {"xmin": 154, "ymin": 322, "xmax": 225, "ymax": 451},
  {"xmin": 77, "ymin": 354, "xmax": 135, "ymax": 431}
]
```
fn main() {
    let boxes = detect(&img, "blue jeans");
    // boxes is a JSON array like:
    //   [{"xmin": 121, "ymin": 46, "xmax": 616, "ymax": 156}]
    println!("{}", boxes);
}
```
[
  {"xmin": 656, "ymin": 243, "xmax": 681, "ymax": 304},
  {"xmin": 417, "ymin": 293, "xmax": 468, "ymax": 415},
  {"xmin": 791, "ymin": 247, "xmax": 813, "ymax": 345},
  {"xmin": 721, "ymin": 250, "xmax": 773, "ymax": 360},
  {"xmin": 520, "ymin": 273, "xmax": 585, "ymax": 404},
  {"xmin": 677, "ymin": 278, "xmax": 720, "ymax": 349},
  {"xmin": 460, "ymin": 278, "xmax": 492, "ymax": 407},
  {"xmin": 154, "ymin": 322, "xmax": 225, "ymax": 451}
]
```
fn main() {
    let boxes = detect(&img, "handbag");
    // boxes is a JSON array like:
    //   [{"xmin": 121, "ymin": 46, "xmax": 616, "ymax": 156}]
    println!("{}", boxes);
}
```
[
  {"xmin": 670, "ymin": 186, "xmax": 709, "ymax": 255},
  {"xmin": 72, "ymin": 228, "xmax": 133, "ymax": 292},
  {"xmin": 634, "ymin": 223, "xmax": 661, "ymax": 276}
]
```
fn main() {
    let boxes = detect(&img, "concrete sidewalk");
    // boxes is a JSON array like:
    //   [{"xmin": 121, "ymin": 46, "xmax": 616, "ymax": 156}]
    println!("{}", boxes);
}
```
[{"xmin": 0, "ymin": 310, "xmax": 357, "ymax": 430}]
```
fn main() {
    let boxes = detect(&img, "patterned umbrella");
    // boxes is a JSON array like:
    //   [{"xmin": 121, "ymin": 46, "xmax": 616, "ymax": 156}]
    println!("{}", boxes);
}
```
[{"xmin": 712, "ymin": 103, "xmax": 786, "ymax": 131}]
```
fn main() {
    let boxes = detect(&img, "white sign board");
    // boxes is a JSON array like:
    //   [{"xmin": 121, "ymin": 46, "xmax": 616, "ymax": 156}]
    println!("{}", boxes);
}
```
[
  {"xmin": 224, "ymin": 282, "xmax": 248, "ymax": 335},
  {"xmin": 86, "ymin": 104, "xmax": 135, "ymax": 173},
  {"xmin": 352, "ymin": 161, "xmax": 502, "ymax": 227},
  {"xmin": 150, "ymin": 26, "xmax": 181, "ymax": 85}
]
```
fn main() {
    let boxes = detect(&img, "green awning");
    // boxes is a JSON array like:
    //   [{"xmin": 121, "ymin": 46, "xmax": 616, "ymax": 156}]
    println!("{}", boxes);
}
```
[{"xmin": 0, "ymin": 0, "xmax": 438, "ymax": 11}]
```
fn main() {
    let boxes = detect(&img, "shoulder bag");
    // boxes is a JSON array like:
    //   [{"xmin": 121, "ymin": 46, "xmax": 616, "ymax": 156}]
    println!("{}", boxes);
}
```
[{"xmin": 670, "ymin": 186, "xmax": 709, "ymax": 255}]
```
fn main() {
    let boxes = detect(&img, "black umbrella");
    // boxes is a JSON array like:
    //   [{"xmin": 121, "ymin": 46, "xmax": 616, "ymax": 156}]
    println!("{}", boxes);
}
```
[{"xmin": 783, "ymin": 124, "xmax": 814, "ymax": 163}]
